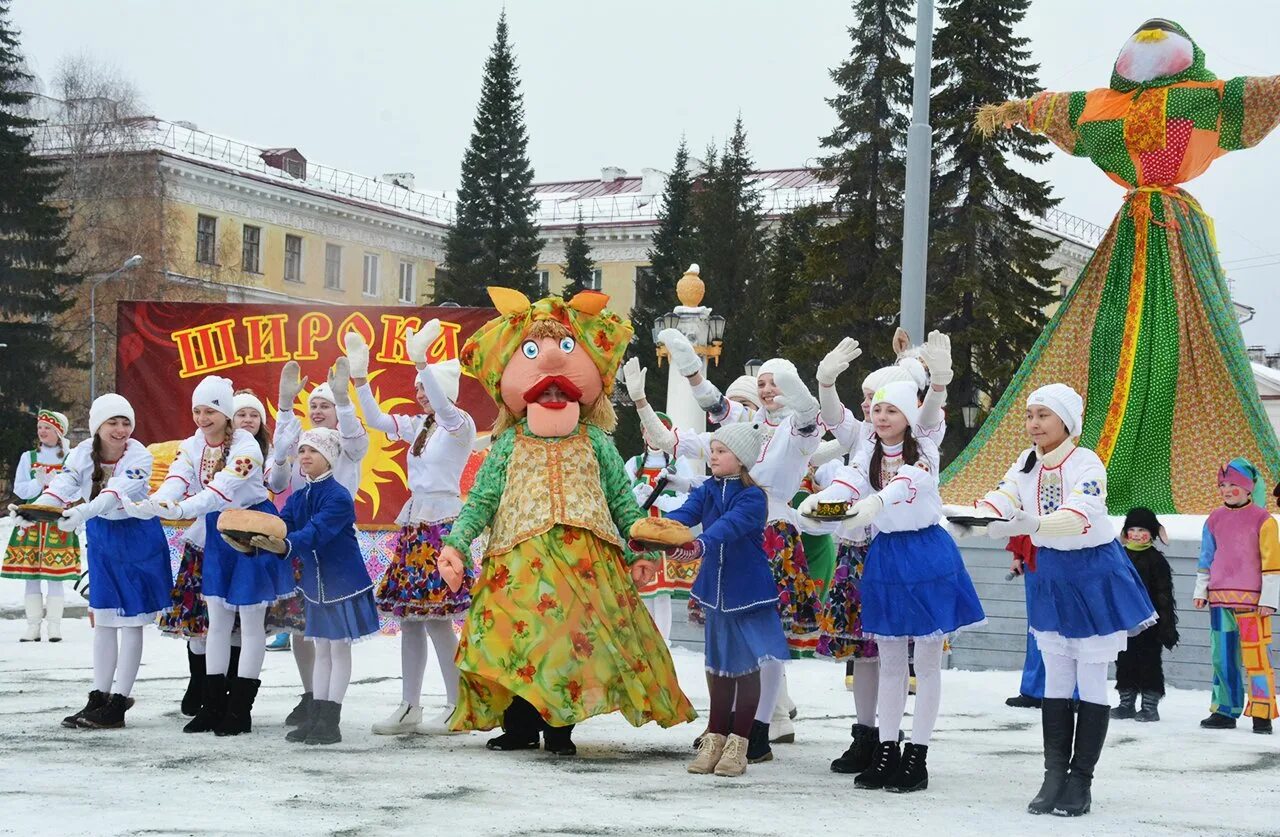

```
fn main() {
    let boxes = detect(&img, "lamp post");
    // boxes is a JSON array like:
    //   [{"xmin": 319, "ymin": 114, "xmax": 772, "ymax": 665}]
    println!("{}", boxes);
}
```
[
  {"xmin": 90, "ymin": 255, "xmax": 143, "ymax": 402},
  {"xmin": 653, "ymin": 264, "xmax": 724, "ymax": 443},
  {"xmin": 899, "ymin": 0, "xmax": 935, "ymax": 344},
  {"xmin": 744, "ymin": 358, "xmax": 763, "ymax": 379}
]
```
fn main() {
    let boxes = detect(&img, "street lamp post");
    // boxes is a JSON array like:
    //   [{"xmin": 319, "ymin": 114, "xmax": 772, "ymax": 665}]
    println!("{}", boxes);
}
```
[
  {"xmin": 90, "ymin": 255, "xmax": 143, "ymax": 402},
  {"xmin": 899, "ymin": 0, "xmax": 935, "ymax": 344},
  {"xmin": 653, "ymin": 264, "xmax": 724, "ymax": 448}
]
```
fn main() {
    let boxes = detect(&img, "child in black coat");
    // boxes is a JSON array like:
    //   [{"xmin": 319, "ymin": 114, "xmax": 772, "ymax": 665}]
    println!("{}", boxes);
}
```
[{"xmin": 1112, "ymin": 507, "xmax": 1179, "ymax": 722}]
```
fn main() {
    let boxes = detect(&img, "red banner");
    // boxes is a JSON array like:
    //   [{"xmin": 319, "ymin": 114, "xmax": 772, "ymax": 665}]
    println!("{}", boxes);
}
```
[{"xmin": 116, "ymin": 301, "xmax": 498, "ymax": 527}]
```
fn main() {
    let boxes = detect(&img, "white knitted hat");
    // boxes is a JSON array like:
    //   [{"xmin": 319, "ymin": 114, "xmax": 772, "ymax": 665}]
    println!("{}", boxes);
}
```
[
  {"xmin": 758, "ymin": 358, "xmax": 798, "ymax": 381},
  {"xmin": 725, "ymin": 375, "xmax": 762, "ymax": 409},
  {"xmin": 233, "ymin": 391, "xmax": 267, "ymax": 420},
  {"xmin": 308, "ymin": 383, "xmax": 336, "ymax": 409},
  {"xmin": 192, "ymin": 375, "xmax": 235, "ymax": 419},
  {"xmin": 421, "ymin": 358, "xmax": 462, "ymax": 403},
  {"xmin": 712, "ymin": 421, "xmax": 763, "ymax": 469},
  {"xmin": 861, "ymin": 365, "xmax": 916, "ymax": 394},
  {"xmin": 89, "ymin": 393, "xmax": 135, "ymax": 437},
  {"xmin": 299, "ymin": 427, "xmax": 342, "ymax": 469},
  {"xmin": 871, "ymin": 380, "xmax": 920, "ymax": 427},
  {"xmin": 1028, "ymin": 383, "xmax": 1084, "ymax": 437},
  {"xmin": 897, "ymin": 356, "xmax": 930, "ymax": 390}
]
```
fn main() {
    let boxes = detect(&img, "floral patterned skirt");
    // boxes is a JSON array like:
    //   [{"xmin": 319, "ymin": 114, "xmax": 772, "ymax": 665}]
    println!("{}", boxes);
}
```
[
  {"xmin": 816, "ymin": 539, "xmax": 879, "ymax": 660},
  {"xmin": 450, "ymin": 526, "xmax": 696, "ymax": 731},
  {"xmin": 265, "ymin": 556, "xmax": 307, "ymax": 635},
  {"xmin": 158, "ymin": 542, "xmax": 207, "ymax": 639},
  {"xmin": 377, "ymin": 520, "xmax": 474, "ymax": 621}
]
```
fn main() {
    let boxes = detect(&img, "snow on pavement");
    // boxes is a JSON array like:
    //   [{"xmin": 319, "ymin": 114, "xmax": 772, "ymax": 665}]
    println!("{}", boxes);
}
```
[{"xmin": 1, "ymin": 616, "xmax": 1276, "ymax": 837}]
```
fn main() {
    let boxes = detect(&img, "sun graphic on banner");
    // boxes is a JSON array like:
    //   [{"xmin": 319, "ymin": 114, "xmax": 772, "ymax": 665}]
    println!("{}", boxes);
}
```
[{"xmin": 346, "ymin": 368, "xmax": 413, "ymax": 521}]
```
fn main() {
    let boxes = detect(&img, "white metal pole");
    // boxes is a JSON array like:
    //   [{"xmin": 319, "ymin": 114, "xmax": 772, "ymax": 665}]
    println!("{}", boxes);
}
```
[{"xmin": 899, "ymin": 0, "xmax": 935, "ymax": 344}]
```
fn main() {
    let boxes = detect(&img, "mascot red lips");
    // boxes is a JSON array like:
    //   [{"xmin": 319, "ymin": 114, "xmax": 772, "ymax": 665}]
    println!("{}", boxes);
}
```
[{"xmin": 524, "ymin": 375, "xmax": 584, "ymax": 410}]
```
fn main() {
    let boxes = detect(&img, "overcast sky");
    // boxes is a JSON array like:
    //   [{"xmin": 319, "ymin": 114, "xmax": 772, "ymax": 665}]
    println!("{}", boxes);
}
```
[{"xmin": 12, "ymin": 0, "xmax": 1280, "ymax": 346}]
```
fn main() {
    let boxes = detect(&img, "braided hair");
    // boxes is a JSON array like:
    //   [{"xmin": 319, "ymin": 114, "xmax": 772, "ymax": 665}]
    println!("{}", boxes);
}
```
[
  {"xmin": 89, "ymin": 434, "xmax": 106, "ymax": 500},
  {"xmin": 869, "ymin": 426, "xmax": 921, "ymax": 491},
  {"xmin": 410, "ymin": 414, "xmax": 437, "ymax": 457}
]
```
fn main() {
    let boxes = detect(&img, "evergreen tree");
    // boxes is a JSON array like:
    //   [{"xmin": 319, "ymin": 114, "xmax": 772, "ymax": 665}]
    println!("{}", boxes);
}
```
[
  {"xmin": 763, "ymin": 204, "xmax": 822, "ymax": 375},
  {"xmin": 438, "ymin": 12, "xmax": 543, "ymax": 305},
  {"xmin": 782, "ymin": 0, "xmax": 914, "ymax": 374},
  {"xmin": 928, "ymin": 0, "xmax": 1059, "ymax": 458},
  {"xmin": 0, "ymin": 1, "xmax": 81, "ymax": 476},
  {"xmin": 559, "ymin": 211, "xmax": 595, "ymax": 298}
]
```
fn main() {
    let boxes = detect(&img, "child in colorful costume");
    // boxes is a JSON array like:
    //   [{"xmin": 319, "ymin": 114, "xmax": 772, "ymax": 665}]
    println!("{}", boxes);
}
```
[
  {"xmin": 1195, "ymin": 458, "xmax": 1278, "ymax": 734},
  {"xmin": 436, "ymin": 288, "xmax": 695, "ymax": 756}
]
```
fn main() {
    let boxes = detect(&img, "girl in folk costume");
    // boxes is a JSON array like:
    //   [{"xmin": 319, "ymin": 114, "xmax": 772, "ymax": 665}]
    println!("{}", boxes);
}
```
[
  {"xmin": 254, "ymin": 428, "xmax": 380, "ymax": 746},
  {"xmin": 267, "ymin": 359, "xmax": 368, "ymax": 729},
  {"xmin": 16, "ymin": 395, "xmax": 171, "ymax": 729},
  {"xmin": 347, "ymin": 322, "xmax": 476, "ymax": 736},
  {"xmin": 661, "ymin": 422, "xmax": 789, "ymax": 778},
  {"xmin": 435, "ymin": 288, "xmax": 694, "ymax": 757},
  {"xmin": 965, "ymin": 384, "xmax": 1156, "ymax": 817},
  {"xmin": 802, "ymin": 381, "xmax": 984, "ymax": 793},
  {"xmin": 139, "ymin": 375, "xmax": 293, "ymax": 736},
  {"xmin": 625, "ymin": 411, "xmax": 701, "ymax": 642},
  {"xmin": 4, "ymin": 410, "xmax": 78, "ymax": 642},
  {"xmin": 627, "ymin": 335, "xmax": 823, "ymax": 761}
]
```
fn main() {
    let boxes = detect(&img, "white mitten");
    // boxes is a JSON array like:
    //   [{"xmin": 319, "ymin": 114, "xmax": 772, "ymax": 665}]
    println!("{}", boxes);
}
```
[
  {"xmin": 327, "ymin": 357, "xmax": 352, "ymax": 408},
  {"xmin": 153, "ymin": 498, "xmax": 186, "ymax": 520},
  {"xmin": 124, "ymin": 499, "xmax": 160, "ymax": 520},
  {"xmin": 773, "ymin": 369, "xmax": 820, "ymax": 427},
  {"xmin": 406, "ymin": 319, "xmax": 443, "ymax": 364},
  {"xmin": 656, "ymin": 328, "xmax": 702, "ymax": 377},
  {"xmin": 920, "ymin": 331, "xmax": 954, "ymax": 387},
  {"xmin": 7, "ymin": 504, "xmax": 36, "ymax": 530},
  {"xmin": 278, "ymin": 361, "xmax": 308, "ymax": 413},
  {"xmin": 275, "ymin": 416, "xmax": 301, "ymax": 464},
  {"xmin": 343, "ymin": 331, "xmax": 371, "ymax": 379},
  {"xmin": 797, "ymin": 482, "xmax": 857, "ymax": 517},
  {"xmin": 844, "ymin": 495, "xmax": 885, "ymax": 530},
  {"xmin": 816, "ymin": 337, "xmax": 862, "ymax": 387},
  {"xmin": 632, "ymin": 484, "xmax": 653, "ymax": 506},
  {"xmin": 623, "ymin": 357, "xmax": 648, "ymax": 404},
  {"xmin": 57, "ymin": 505, "xmax": 89, "ymax": 533},
  {"xmin": 986, "ymin": 509, "xmax": 1040, "ymax": 539}
]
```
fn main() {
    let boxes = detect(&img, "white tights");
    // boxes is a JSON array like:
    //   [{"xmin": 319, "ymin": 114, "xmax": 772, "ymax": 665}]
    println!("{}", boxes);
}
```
[
  {"xmin": 93, "ymin": 626, "xmax": 144, "ymax": 696},
  {"xmin": 311, "ymin": 639, "xmax": 353, "ymax": 704},
  {"xmin": 25, "ymin": 579, "xmax": 63, "ymax": 597},
  {"xmin": 400, "ymin": 620, "xmax": 460, "ymax": 706},
  {"xmin": 644, "ymin": 594, "xmax": 673, "ymax": 642},
  {"xmin": 1042, "ymin": 651, "xmax": 1109, "ymax": 705},
  {"xmin": 207, "ymin": 602, "xmax": 267, "ymax": 679},
  {"xmin": 754, "ymin": 660, "xmax": 787, "ymax": 724},
  {"xmin": 878, "ymin": 637, "xmax": 945, "ymax": 745},
  {"xmin": 292, "ymin": 638, "xmax": 315, "ymax": 692},
  {"xmin": 853, "ymin": 658, "xmax": 881, "ymax": 727}
]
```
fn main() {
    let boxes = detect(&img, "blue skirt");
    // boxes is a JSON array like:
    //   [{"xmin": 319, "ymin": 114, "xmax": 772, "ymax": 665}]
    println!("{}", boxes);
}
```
[
  {"xmin": 84, "ymin": 516, "xmax": 173, "ymax": 617},
  {"xmin": 1026, "ymin": 541, "xmax": 1156, "ymax": 639},
  {"xmin": 201, "ymin": 501, "xmax": 295, "ymax": 608},
  {"xmin": 861, "ymin": 524, "xmax": 986, "ymax": 639},
  {"xmin": 305, "ymin": 590, "xmax": 380, "ymax": 642},
  {"xmin": 703, "ymin": 604, "xmax": 790, "ymax": 677}
]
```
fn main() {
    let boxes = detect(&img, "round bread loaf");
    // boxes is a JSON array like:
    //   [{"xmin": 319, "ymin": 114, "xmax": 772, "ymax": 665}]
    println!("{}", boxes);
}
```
[
  {"xmin": 628, "ymin": 517, "xmax": 695, "ymax": 547},
  {"xmin": 216, "ymin": 508, "xmax": 286, "ymax": 541}
]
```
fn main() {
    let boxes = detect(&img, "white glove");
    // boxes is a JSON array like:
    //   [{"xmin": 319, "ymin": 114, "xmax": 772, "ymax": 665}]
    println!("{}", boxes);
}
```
[
  {"xmin": 797, "ymin": 482, "xmax": 856, "ymax": 517},
  {"xmin": 406, "ymin": 319, "xmax": 443, "ymax": 364},
  {"xmin": 773, "ymin": 369, "xmax": 820, "ymax": 427},
  {"xmin": 656, "ymin": 328, "xmax": 702, "ymax": 377},
  {"xmin": 632, "ymin": 483, "xmax": 653, "ymax": 506},
  {"xmin": 343, "ymin": 331, "xmax": 371, "ymax": 379},
  {"xmin": 275, "ymin": 416, "xmax": 301, "ymax": 465},
  {"xmin": 57, "ymin": 505, "xmax": 89, "ymax": 533},
  {"xmin": 623, "ymin": 357, "xmax": 648, "ymax": 404},
  {"xmin": 986, "ymin": 509, "xmax": 1040, "ymax": 539},
  {"xmin": 920, "ymin": 331, "xmax": 953, "ymax": 387},
  {"xmin": 153, "ymin": 498, "xmax": 186, "ymax": 520},
  {"xmin": 327, "ymin": 357, "xmax": 352, "ymax": 408},
  {"xmin": 664, "ymin": 472, "xmax": 695, "ymax": 493},
  {"xmin": 124, "ymin": 499, "xmax": 160, "ymax": 520},
  {"xmin": 278, "ymin": 361, "xmax": 307, "ymax": 413},
  {"xmin": 816, "ymin": 337, "xmax": 862, "ymax": 387},
  {"xmin": 845, "ymin": 495, "xmax": 885, "ymax": 530},
  {"xmin": 7, "ymin": 504, "xmax": 36, "ymax": 530}
]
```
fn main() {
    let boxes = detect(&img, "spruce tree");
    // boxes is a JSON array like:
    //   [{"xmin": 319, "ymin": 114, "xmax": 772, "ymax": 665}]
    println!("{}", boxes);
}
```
[
  {"xmin": 928, "ymin": 0, "xmax": 1059, "ymax": 458},
  {"xmin": 438, "ymin": 12, "xmax": 543, "ymax": 305},
  {"xmin": 764, "ymin": 204, "xmax": 822, "ymax": 375},
  {"xmin": 559, "ymin": 211, "xmax": 595, "ymax": 298},
  {"xmin": 782, "ymin": 0, "xmax": 913, "ymax": 374},
  {"xmin": 0, "ymin": 1, "xmax": 80, "ymax": 475}
]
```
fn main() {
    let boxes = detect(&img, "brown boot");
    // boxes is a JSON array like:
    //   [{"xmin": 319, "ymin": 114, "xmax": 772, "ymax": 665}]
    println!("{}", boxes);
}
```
[
  {"xmin": 714, "ymin": 733, "xmax": 750, "ymax": 777},
  {"xmin": 688, "ymin": 732, "xmax": 726, "ymax": 774}
]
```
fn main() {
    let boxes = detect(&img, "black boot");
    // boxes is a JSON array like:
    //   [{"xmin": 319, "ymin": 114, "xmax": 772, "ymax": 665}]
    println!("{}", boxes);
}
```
[
  {"xmin": 1005, "ymin": 694, "xmax": 1042, "ymax": 709},
  {"xmin": 1110, "ymin": 689, "xmax": 1137, "ymax": 720},
  {"xmin": 305, "ymin": 700, "xmax": 342, "ymax": 745},
  {"xmin": 81, "ymin": 693, "xmax": 130, "ymax": 729},
  {"xmin": 854, "ymin": 740, "xmax": 901, "ymax": 790},
  {"xmin": 830, "ymin": 723, "xmax": 877, "ymax": 774},
  {"xmin": 225, "ymin": 644, "xmax": 242, "ymax": 698},
  {"xmin": 286, "ymin": 699, "xmax": 316, "ymax": 743},
  {"xmin": 746, "ymin": 720, "xmax": 773, "ymax": 764},
  {"xmin": 183, "ymin": 673, "xmax": 227, "ymax": 733},
  {"xmin": 1053, "ymin": 700, "xmax": 1108, "ymax": 817},
  {"xmin": 486, "ymin": 697, "xmax": 541, "ymax": 751},
  {"xmin": 285, "ymin": 692, "xmax": 313, "ymax": 727},
  {"xmin": 1134, "ymin": 690, "xmax": 1161, "ymax": 722},
  {"xmin": 1027, "ymin": 697, "xmax": 1074, "ymax": 815},
  {"xmin": 181, "ymin": 647, "xmax": 206, "ymax": 717},
  {"xmin": 542, "ymin": 722, "xmax": 577, "ymax": 757},
  {"xmin": 215, "ymin": 677, "xmax": 260, "ymax": 736},
  {"xmin": 886, "ymin": 742, "xmax": 929, "ymax": 793},
  {"xmin": 63, "ymin": 690, "xmax": 108, "ymax": 729},
  {"xmin": 1253, "ymin": 717, "xmax": 1273, "ymax": 735},
  {"xmin": 1200, "ymin": 711, "xmax": 1236, "ymax": 729}
]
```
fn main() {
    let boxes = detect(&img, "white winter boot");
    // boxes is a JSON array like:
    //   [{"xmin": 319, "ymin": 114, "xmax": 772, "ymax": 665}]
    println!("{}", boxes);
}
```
[
  {"xmin": 45, "ymin": 596, "xmax": 64, "ymax": 642},
  {"xmin": 371, "ymin": 701, "xmax": 422, "ymax": 735},
  {"xmin": 416, "ymin": 704, "xmax": 462, "ymax": 735},
  {"xmin": 769, "ymin": 702, "xmax": 795, "ymax": 744},
  {"xmin": 21, "ymin": 594, "xmax": 43, "ymax": 642}
]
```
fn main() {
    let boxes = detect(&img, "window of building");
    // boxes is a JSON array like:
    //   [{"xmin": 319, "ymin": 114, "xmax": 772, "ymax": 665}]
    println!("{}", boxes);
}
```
[
  {"xmin": 241, "ymin": 225, "xmax": 261, "ymax": 274},
  {"xmin": 196, "ymin": 214, "xmax": 217, "ymax": 264},
  {"xmin": 284, "ymin": 234, "xmax": 303, "ymax": 283},
  {"xmin": 536, "ymin": 270, "xmax": 550, "ymax": 296},
  {"xmin": 589, "ymin": 268, "xmax": 603, "ymax": 291},
  {"xmin": 398, "ymin": 262, "xmax": 416, "ymax": 304},
  {"xmin": 325, "ymin": 243, "xmax": 342, "ymax": 290},
  {"xmin": 362, "ymin": 253, "xmax": 379, "ymax": 296}
]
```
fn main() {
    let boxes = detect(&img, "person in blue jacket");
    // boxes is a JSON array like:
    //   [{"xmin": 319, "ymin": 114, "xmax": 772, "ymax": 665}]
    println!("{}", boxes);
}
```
[
  {"xmin": 649, "ymin": 422, "xmax": 788, "ymax": 779},
  {"xmin": 251, "ymin": 428, "xmax": 378, "ymax": 746}
]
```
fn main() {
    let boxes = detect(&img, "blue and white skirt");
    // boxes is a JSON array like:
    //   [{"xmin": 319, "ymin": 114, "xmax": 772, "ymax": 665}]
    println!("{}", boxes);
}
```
[
  {"xmin": 201, "ymin": 501, "xmax": 295, "ymax": 609},
  {"xmin": 861, "ymin": 524, "xmax": 986, "ymax": 640},
  {"xmin": 84, "ymin": 516, "xmax": 172, "ymax": 626},
  {"xmin": 702, "ymin": 604, "xmax": 791, "ymax": 678},
  {"xmin": 305, "ymin": 589, "xmax": 380, "ymax": 643},
  {"xmin": 1026, "ymin": 540, "xmax": 1157, "ymax": 663}
]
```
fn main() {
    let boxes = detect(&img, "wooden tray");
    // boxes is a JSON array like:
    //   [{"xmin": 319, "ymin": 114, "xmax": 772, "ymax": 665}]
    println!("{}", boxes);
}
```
[
  {"xmin": 17, "ymin": 504, "xmax": 64, "ymax": 524},
  {"xmin": 946, "ymin": 515, "xmax": 1007, "ymax": 528}
]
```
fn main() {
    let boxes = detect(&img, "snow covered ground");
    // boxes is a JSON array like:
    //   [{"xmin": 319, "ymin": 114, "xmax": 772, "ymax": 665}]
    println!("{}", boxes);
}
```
[{"xmin": 2, "ymin": 617, "xmax": 1276, "ymax": 837}]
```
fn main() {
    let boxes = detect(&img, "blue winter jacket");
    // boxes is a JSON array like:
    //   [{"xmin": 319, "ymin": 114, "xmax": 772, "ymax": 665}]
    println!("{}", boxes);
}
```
[
  {"xmin": 279, "ymin": 474, "xmax": 374, "ymax": 604},
  {"xmin": 665, "ymin": 476, "xmax": 775, "ymax": 614}
]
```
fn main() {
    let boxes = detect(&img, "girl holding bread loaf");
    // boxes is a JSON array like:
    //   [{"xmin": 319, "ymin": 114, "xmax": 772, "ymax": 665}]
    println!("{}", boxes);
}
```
[{"xmin": 134, "ymin": 374, "xmax": 291, "ymax": 736}]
